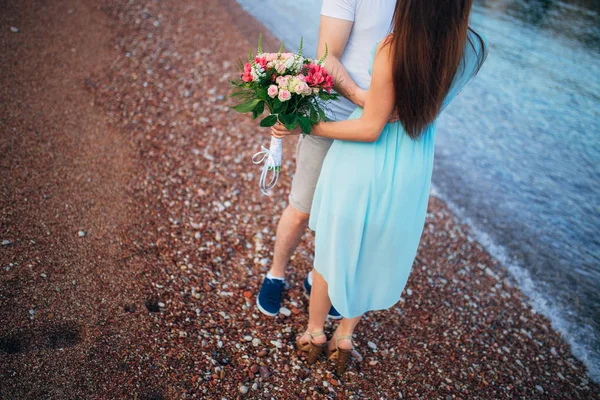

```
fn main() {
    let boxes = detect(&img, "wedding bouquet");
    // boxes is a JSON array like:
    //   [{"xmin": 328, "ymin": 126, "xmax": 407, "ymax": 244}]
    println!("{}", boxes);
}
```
[{"xmin": 231, "ymin": 35, "xmax": 338, "ymax": 195}]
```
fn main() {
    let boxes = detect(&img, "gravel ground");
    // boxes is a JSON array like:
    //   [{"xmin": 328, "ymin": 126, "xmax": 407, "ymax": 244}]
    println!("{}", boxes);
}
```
[{"xmin": 1, "ymin": 0, "xmax": 598, "ymax": 399}]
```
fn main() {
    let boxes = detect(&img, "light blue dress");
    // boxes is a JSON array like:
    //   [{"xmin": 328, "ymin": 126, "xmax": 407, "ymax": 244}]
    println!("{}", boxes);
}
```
[{"xmin": 309, "ymin": 32, "xmax": 488, "ymax": 318}]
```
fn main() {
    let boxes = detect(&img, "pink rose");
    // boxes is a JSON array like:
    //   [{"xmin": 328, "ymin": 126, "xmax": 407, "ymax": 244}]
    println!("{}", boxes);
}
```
[
  {"xmin": 276, "ymin": 75, "xmax": 290, "ymax": 88},
  {"xmin": 267, "ymin": 85, "xmax": 278, "ymax": 98},
  {"xmin": 295, "ymin": 82, "xmax": 309, "ymax": 95},
  {"xmin": 275, "ymin": 62, "xmax": 287, "ymax": 74},
  {"xmin": 278, "ymin": 89, "xmax": 292, "ymax": 102}
]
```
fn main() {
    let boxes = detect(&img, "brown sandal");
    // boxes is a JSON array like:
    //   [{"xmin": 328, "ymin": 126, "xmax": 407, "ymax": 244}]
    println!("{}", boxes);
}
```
[
  {"xmin": 295, "ymin": 330, "xmax": 326, "ymax": 364},
  {"xmin": 326, "ymin": 334, "xmax": 362, "ymax": 376}
]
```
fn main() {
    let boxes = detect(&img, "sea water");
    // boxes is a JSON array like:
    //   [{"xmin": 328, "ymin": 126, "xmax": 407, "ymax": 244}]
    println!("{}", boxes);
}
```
[{"xmin": 236, "ymin": 0, "xmax": 600, "ymax": 382}]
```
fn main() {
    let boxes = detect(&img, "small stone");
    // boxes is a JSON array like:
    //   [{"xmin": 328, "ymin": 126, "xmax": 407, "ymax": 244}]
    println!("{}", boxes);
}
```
[
  {"xmin": 250, "ymin": 364, "xmax": 259, "ymax": 374},
  {"xmin": 369, "ymin": 360, "xmax": 378, "ymax": 366},
  {"xmin": 179, "ymin": 330, "xmax": 188, "ymax": 338},
  {"xmin": 367, "ymin": 341, "xmax": 377, "ymax": 350},
  {"xmin": 270, "ymin": 340, "xmax": 282, "ymax": 349},
  {"xmin": 10, "ymin": 26, "xmax": 19, "ymax": 33},
  {"xmin": 550, "ymin": 347, "xmax": 558, "ymax": 356},
  {"xmin": 252, "ymin": 338, "xmax": 261, "ymax": 347},
  {"xmin": 193, "ymin": 293, "xmax": 201, "ymax": 300},
  {"xmin": 279, "ymin": 307, "xmax": 291, "ymax": 317},
  {"xmin": 535, "ymin": 385, "xmax": 544, "ymax": 394},
  {"xmin": 243, "ymin": 335, "xmax": 253, "ymax": 342},
  {"xmin": 78, "ymin": 230, "xmax": 86, "ymax": 237},
  {"xmin": 1, "ymin": 240, "xmax": 11, "ymax": 246},
  {"xmin": 239, "ymin": 385, "xmax": 248, "ymax": 395},
  {"xmin": 406, "ymin": 288, "xmax": 412, "ymax": 296},
  {"xmin": 243, "ymin": 291, "xmax": 253, "ymax": 299},
  {"xmin": 252, "ymin": 383, "xmax": 258, "ymax": 390},
  {"xmin": 40, "ymin": 273, "xmax": 47, "ymax": 278},
  {"xmin": 259, "ymin": 366, "xmax": 270, "ymax": 379},
  {"xmin": 257, "ymin": 349, "xmax": 268, "ymax": 357},
  {"xmin": 158, "ymin": 302, "xmax": 166, "ymax": 308}
]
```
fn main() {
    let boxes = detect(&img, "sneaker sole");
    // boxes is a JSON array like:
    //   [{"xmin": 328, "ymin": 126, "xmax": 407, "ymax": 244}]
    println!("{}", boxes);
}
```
[{"xmin": 256, "ymin": 297, "xmax": 278, "ymax": 317}]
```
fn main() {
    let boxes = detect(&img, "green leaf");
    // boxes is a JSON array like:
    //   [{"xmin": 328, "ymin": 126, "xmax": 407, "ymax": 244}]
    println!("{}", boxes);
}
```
[
  {"xmin": 252, "ymin": 101, "xmax": 265, "ymax": 119},
  {"xmin": 318, "ymin": 107, "xmax": 326, "ymax": 122},
  {"xmin": 232, "ymin": 99, "xmax": 262, "ymax": 113},
  {"xmin": 257, "ymin": 33, "xmax": 263, "ymax": 54},
  {"xmin": 259, "ymin": 114, "xmax": 278, "ymax": 127},
  {"xmin": 318, "ymin": 43, "xmax": 328, "ymax": 65},
  {"xmin": 273, "ymin": 98, "xmax": 282, "ymax": 113},
  {"xmin": 277, "ymin": 40, "xmax": 285, "ymax": 55},
  {"xmin": 298, "ymin": 37, "xmax": 304, "ymax": 57},
  {"xmin": 278, "ymin": 113, "xmax": 293, "ymax": 126},
  {"xmin": 297, "ymin": 115, "xmax": 312, "ymax": 135},
  {"xmin": 309, "ymin": 103, "xmax": 318, "ymax": 124}
]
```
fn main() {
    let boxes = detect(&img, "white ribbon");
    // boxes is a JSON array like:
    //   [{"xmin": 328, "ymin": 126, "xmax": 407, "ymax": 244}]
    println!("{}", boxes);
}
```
[{"xmin": 252, "ymin": 136, "xmax": 283, "ymax": 195}]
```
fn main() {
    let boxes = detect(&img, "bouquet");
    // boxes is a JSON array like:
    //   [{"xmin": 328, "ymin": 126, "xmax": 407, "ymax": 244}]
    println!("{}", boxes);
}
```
[{"xmin": 231, "ymin": 35, "xmax": 338, "ymax": 195}]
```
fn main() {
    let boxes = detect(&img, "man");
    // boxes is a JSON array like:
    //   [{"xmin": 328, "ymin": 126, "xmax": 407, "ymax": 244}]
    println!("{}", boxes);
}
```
[{"xmin": 257, "ymin": 0, "xmax": 396, "ymax": 317}]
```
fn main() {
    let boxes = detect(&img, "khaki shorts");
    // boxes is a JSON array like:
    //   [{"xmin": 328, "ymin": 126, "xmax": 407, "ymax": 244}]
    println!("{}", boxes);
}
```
[{"xmin": 289, "ymin": 134, "xmax": 333, "ymax": 214}]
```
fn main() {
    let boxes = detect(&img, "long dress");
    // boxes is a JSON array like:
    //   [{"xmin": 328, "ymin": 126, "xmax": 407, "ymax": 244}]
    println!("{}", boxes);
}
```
[{"xmin": 309, "ymin": 31, "xmax": 488, "ymax": 318}]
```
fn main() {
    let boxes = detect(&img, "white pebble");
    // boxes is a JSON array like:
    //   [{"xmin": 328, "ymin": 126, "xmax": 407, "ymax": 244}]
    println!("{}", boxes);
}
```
[
  {"xmin": 239, "ymin": 385, "xmax": 248, "ymax": 394},
  {"xmin": 78, "ymin": 230, "xmax": 86, "ymax": 237},
  {"xmin": 1, "ymin": 239, "xmax": 11, "ymax": 246},
  {"xmin": 10, "ymin": 26, "xmax": 19, "ymax": 33},
  {"xmin": 158, "ymin": 302, "xmax": 166, "ymax": 308},
  {"xmin": 535, "ymin": 385, "xmax": 544, "ymax": 393},
  {"xmin": 279, "ymin": 307, "xmax": 291, "ymax": 317},
  {"xmin": 243, "ymin": 335, "xmax": 253, "ymax": 342},
  {"xmin": 367, "ymin": 341, "xmax": 377, "ymax": 350},
  {"xmin": 270, "ymin": 340, "xmax": 282, "ymax": 349},
  {"xmin": 252, "ymin": 338, "xmax": 261, "ymax": 347}
]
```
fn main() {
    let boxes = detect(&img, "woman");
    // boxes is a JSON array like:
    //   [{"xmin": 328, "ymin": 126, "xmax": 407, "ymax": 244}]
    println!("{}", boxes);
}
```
[{"xmin": 272, "ymin": 0, "xmax": 488, "ymax": 375}]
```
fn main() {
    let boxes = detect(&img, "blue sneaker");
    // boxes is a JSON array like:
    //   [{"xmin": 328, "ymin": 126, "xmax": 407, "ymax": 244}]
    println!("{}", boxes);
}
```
[
  {"xmin": 256, "ymin": 276, "xmax": 286, "ymax": 317},
  {"xmin": 303, "ymin": 272, "xmax": 342, "ymax": 320}
]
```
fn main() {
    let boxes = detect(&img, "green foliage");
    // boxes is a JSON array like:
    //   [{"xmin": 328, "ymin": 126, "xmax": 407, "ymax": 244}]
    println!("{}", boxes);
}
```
[
  {"xmin": 298, "ymin": 37, "xmax": 304, "ymax": 57},
  {"xmin": 257, "ymin": 33, "xmax": 263, "ymax": 54},
  {"xmin": 297, "ymin": 115, "xmax": 311, "ymax": 135},
  {"xmin": 277, "ymin": 40, "xmax": 285, "ymax": 55},
  {"xmin": 252, "ymin": 101, "xmax": 265, "ymax": 119},
  {"xmin": 259, "ymin": 114, "xmax": 278, "ymax": 127},
  {"xmin": 232, "ymin": 99, "xmax": 262, "ymax": 113},
  {"xmin": 318, "ymin": 43, "xmax": 329, "ymax": 65}
]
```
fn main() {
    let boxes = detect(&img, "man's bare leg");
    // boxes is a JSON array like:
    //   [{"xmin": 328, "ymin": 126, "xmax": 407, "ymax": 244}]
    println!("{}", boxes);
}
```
[{"xmin": 268, "ymin": 205, "xmax": 309, "ymax": 278}]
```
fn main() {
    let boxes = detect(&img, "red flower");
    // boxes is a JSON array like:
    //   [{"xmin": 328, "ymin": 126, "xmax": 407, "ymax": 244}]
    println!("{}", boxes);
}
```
[
  {"xmin": 242, "ymin": 62, "xmax": 253, "ymax": 82},
  {"xmin": 254, "ymin": 56, "xmax": 268, "ymax": 70},
  {"xmin": 306, "ymin": 64, "xmax": 334, "ymax": 91}
]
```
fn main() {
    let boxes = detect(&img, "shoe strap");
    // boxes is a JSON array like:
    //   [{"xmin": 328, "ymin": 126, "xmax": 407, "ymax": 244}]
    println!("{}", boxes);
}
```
[
  {"xmin": 307, "ymin": 330, "xmax": 325, "ymax": 339},
  {"xmin": 335, "ymin": 334, "xmax": 354, "ymax": 350}
]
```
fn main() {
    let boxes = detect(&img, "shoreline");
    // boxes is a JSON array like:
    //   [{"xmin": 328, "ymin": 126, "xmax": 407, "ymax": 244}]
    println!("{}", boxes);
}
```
[{"xmin": 0, "ymin": 0, "xmax": 597, "ymax": 398}]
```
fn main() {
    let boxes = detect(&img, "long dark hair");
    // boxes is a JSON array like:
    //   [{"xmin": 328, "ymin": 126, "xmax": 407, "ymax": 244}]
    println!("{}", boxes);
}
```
[{"xmin": 388, "ymin": 0, "xmax": 486, "ymax": 139}]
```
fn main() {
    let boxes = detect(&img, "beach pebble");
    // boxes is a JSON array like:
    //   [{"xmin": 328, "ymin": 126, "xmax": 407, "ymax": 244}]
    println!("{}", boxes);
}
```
[
  {"xmin": 158, "ymin": 302, "xmax": 166, "ymax": 308},
  {"xmin": 257, "ymin": 349, "xmax": 268, "ymax": 357},
  {"xmin": 270, "ymin": 340, "xmax": 282, "ymax": 349},
  {"xmin": 239, "ymin": 385, "xmax": 248, "ymax": 394},
  {"xmin": 78, "ymin": 230, "xmax": 86, "ymax": 237},
  {"xmin": 367, "ymin": 341, "xmax": 377, "ymax": 350},
  {"xmin": 243, "ymin": 335, "xmax": 253, "ymax": 342},
  {"xmin": 252, "ymin": 338, "xmax": 261, "ymax": 347},
  {"xmin": 179, "ymin": 330, "xmax": 188, "ymax": 338},
  {"xmin": 10, "ymin": 26, "xmax": 19, "ymax": 33},
  {"xmin": 1, "ymin": 239, "xmax": 11, "ymax": 246},
  {"xmin": 279, "ymin": 307, "xmax": 291, "ymax": 317},
  {"xmin": 259, "ymin": 366, "xmax": 270, "ymax": 378},
  {"xmin": 535, "ymin": 385, "xmax": 544, "ymax": 394}
]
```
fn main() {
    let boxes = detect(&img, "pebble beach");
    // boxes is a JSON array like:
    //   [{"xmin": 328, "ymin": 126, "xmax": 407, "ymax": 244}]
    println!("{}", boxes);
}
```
[{"xmin": 0, "ymin": 0, "xmax": 598, "ymax": 399}]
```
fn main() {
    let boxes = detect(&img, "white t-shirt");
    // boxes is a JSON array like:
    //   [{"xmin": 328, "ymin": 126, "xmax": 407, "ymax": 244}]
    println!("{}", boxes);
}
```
[{"xmin": 321, "ymin": 0, "xmax": 395, "ymax": 121}]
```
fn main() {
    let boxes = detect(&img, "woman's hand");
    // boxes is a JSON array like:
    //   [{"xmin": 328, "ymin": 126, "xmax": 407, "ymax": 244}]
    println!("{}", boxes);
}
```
[{"xmin": 271, "ymin": 122, "xmax": 303, "ymax": 139}]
